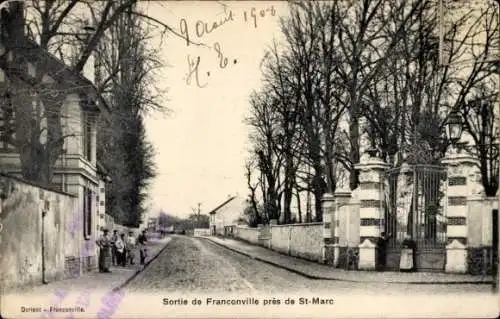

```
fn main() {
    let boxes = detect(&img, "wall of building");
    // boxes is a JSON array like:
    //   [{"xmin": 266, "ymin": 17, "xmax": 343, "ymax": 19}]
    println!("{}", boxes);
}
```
[
  {"xmin": 104, "ymin": 213, "xmax": 114, "ymax": 231},
  {"xmin": 211, "ymin": 197, "xmax": 245, "ymax": 235},
  {"xmin": 64, "ymin": 174, "xmax": 99, "ymax": 273},
  {"xmin": 213, "ymin": 214, "xmax": 226, "ymax": 236},
  {"xmin": 0, "ymin": 175, "xmax": 81, "ymax": 293},
  {"xmin": 96, "ymin": 179, "xmax": 106, "ymax": 232}
]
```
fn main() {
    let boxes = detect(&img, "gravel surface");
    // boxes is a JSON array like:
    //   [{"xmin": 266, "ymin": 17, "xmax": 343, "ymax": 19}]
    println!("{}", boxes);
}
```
[{"xmin": 125, "ymin": 235, "xmax": 493, "ymax": 295}]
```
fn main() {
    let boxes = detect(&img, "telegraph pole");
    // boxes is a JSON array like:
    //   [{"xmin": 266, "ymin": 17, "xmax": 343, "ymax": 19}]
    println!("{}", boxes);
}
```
[
  {"xmin": 192, "ymin": 203, "xmax": 201, "ymax": 228},
  {"xmin": 197, "ymin": 202, "xmax": 201, "ymax": 228}
]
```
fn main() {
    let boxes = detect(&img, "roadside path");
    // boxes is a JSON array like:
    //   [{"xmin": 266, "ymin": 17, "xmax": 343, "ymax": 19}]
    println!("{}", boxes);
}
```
[{"xmin": 202, "ymin": 236, "xmax": 493, "ymax": 284}]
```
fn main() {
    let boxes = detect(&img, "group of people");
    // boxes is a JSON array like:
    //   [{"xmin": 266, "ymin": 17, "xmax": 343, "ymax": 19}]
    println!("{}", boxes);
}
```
[{"xmin": 96, "ymin": 228, "xmax": 148, "ymax": 273}]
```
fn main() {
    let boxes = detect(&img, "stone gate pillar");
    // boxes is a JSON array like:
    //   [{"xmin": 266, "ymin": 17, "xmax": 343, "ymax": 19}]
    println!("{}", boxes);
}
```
[
  {"xmin": 442, "ymin": 150, "xmax": 483, "ymax": 273},
  {"xmin": 333, "ymin": 188, "xmax": 352, "ymax": 267},
  {"xmin": 322, "ymin": 193, "xmax": 335, "ymax": 264},
  {"xmin": 354, "ymin": 152, "xmax": 390, "ymax": 270}
]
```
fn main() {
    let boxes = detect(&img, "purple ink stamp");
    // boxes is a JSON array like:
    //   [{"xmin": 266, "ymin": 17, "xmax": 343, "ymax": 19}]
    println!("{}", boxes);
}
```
[
  {"xmin": 40, "ymin": 289, "xmax": 68, "ymax": 319},
  {"xmin": 97, "ymin": 289, "xmax": 125, "ymax": 319},
  {"xmin": 63, "ymin": 286, "xmax": 95, "ymax": 319}
]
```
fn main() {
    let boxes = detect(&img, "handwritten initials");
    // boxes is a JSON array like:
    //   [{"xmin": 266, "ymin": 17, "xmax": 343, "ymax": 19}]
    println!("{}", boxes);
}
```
[
  {"xmin": 186, "ymin": 55, "xmax": 207, "ymax": 88},
  {"xmin": 181, "ymin": 5, "xmax": 277, "ymax": 88},
  {"xmin": 213, "ymin": 42, "xmax": 228, "ymax": 69}
]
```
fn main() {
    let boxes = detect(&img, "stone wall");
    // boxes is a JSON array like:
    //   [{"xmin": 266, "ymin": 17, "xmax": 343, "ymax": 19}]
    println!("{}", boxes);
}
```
[
  {"xmin": 0, "ymin": 175, "xmax": 81, "ymax": 293},
  {"xmin": 194, "ymin": 228, "xmax": 211, "ymax": 237},
  {"xmin": 270, "ymin": 223, "xmax": 324, "ymax": 262},
  {"xmin": 335, "ymin": 194, "xmax": 361, "ymax": 270},
  {"xmin": 270, "ymin": 224, "xmax": 290, "ymax": 254},
  {"xmin": 289, "ymin": 223, "xmax": 324, "ymax": 262},
  {"xmin": 337, "ymin": 199, "xmax": 360, "ymax": 247},
  {"xmin": 224, "ymin": 190, "xmax": 496, "ymax": 274},
  {"xmin": 466, "ymin": 196, "xmax": 497, "ymax": 275},
  {"xmin": 234, "ymin": 226, "xmax": 260, "ymax": 244},
  {"xmin": 467, "ymin": 196, "xmax": 496, "ymax": 247}
]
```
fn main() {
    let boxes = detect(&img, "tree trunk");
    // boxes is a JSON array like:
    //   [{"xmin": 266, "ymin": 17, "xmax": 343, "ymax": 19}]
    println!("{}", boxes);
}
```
[
  {"xmin": 295, "ymin": 190, "xmax": 302, "ymax": 223},
  {"xmin": 349, "ymin": 110, "xmax": 360, "ymax": 190},
  {"xmin": 312, "ymin": 170, "xmax": 326, "ymax": 222},
  {"xmin": 283, "ymin": 149, "xmax": 294, "ymax": 224}
]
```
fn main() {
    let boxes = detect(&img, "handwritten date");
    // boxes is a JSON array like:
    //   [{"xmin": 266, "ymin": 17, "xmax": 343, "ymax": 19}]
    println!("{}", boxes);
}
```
[
  {"xmin": 180, "ymin": 8, "xmax": 234, "ymax": 46},
  {"xmin": 182, "ymin": 5, "xmax": 277, "ymax": 87},
  {"xmin": 244, "ymin": 5, "xmax": 276, "ymax": 28}
]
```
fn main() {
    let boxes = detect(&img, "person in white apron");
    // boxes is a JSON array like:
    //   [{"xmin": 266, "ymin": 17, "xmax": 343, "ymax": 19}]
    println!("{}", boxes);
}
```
[
  {"xmin": 126, "ymin": 231, "xmax": 137, "ymax": 265},
  {"xmin": 400, "ymin": 235, "xmax": 416, "ymax": 272},
  {"xmin": 115, "ymin": 234, "xmax": 126, "ymax": 267}
]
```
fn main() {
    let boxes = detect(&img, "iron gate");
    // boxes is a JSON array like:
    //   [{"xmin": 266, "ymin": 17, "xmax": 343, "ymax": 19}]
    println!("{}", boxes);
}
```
[{"xmin": 383, "ymin": 164, "xmax": 448, "ymax": 272}]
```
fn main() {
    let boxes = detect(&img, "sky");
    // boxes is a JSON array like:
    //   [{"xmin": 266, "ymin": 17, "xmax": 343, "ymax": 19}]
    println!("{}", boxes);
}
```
[{"xmin": 141, "ymin": 1, "xmax": 289, "ymax": 219}]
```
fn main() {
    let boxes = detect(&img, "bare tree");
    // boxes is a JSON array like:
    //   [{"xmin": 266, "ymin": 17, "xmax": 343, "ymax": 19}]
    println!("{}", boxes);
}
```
[
  {"xmin": 362, "ymin": 0, "xmax": 498, "ymax": 183},
  {"xmin": 260, "ymin": 39, "xmax": 306, "ymax": 224},
  {"xmin": 95, "ymin": 2, "xmax": 163, "ymax": 226},
  {"xmin": 246, "ymin": 90, "xmax": 283, "ymax": 222},
  {"xmin": 461, "ymin": 82, "xmax": 499, "ymax": 196},
  {"xmin": 323, "ymin": 0, "xmax": 425, "ymax": 189},
  {"xmin": 0, "ymin": 0, "xmax": 177, "ymax": 187},
  {"xmin": 244, "ymin": 158, "xmax": 262, "ymax": 225}
]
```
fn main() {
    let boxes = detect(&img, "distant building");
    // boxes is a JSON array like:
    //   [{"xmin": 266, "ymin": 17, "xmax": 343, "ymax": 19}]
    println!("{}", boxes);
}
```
[{"xmin": 208, "ymin": 195, "xmax": 245, "ymax": 236}]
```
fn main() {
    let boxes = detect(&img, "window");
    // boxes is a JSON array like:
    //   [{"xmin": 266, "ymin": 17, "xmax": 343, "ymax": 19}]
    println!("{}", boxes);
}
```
[
  {"xmin": 83, "ymin": 187, "xmax": 93, "ymax": 239},
  {"xmin": 82, "ymin": 113, "xmax": 92, "ymax": 161}
]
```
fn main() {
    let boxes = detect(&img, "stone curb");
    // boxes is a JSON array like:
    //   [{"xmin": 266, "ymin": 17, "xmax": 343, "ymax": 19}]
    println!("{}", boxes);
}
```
[
  {"xmin": 202, "ymin": 237, "xmax": 493, "ymax": 285},
  {"xmin": 112, "ymin": 237, "xmax": 173, "ymax": 292}
]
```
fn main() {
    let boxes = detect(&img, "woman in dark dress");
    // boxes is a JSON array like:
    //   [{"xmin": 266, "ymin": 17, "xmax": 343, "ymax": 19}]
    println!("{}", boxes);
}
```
[
  {"xmin": 377, "ymin": 232, "xmax": 389, "ymax": 271},
  {"xmin": 137, "ymin": 230, "xmax": 148, "ymax": 265},
  {"xmin": 96, "ymin": 229, "xmax": 112, "ymax": 273}
]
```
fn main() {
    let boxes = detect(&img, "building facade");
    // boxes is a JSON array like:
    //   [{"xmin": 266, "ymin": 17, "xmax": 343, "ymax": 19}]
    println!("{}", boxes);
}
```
[
  {"xmin": 209, "ymin": 195, "xmax": 245, "ymax": 236},
  {"xmin": 0, "ymin": 2, "xmax": 105, "ymax": 274}
]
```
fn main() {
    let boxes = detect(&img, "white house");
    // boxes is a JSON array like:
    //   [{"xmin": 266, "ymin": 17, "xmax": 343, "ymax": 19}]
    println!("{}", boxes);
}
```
[{"xmin": 209, "ymin": 195, "xmax": 246, "ymax": 236}]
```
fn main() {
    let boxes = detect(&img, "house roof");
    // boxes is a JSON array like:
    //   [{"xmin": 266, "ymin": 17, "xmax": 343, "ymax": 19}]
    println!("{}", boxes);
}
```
[
  {"xmin": 208, "ymin": 196, "xmax": 236, "ymax": 215},
  {"xmin": 20, "ymin": 39, "xmax": 104, "ymax": 111},
  {"xmin": 2, "ymin": 35, "xmax": 111, "ymax": 116}
]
